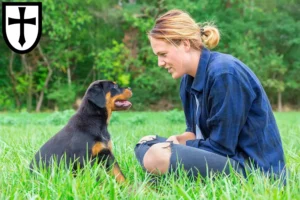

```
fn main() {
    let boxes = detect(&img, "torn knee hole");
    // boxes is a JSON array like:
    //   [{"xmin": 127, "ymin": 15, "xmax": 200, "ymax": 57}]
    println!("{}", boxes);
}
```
[
  {"xmin": 155, "ymin": 142, "xmax": 172, "ymax": 150},
  {"xmin": 162, "ymin": 143, "xmax": 171, "ymax": 149}
]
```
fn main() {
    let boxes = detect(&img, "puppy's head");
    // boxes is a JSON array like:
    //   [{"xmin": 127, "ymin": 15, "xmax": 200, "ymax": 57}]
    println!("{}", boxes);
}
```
[{"xmin": 85, "ymin": 80, "xmax": 132, "ymax": 112}]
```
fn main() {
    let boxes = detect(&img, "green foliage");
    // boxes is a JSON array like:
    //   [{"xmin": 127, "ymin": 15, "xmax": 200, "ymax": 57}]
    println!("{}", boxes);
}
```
[
  {"xmin": 131, "ymin": 66, "xmax": 180, "ymax": 110},
  {"xmin": 43, "ymin": 0, "xmax": 92, "ymax": 41},
  {"xmin": 0, "ymin": 110, "xmax": 75, "ymax": 126},
  {"xmin": 94, "ymin": 40, "xmax": 133, "ymax": 85},
  {"xmin": 111, "ymin": 112, "xmax": 147, "ymax": 125},
  {"xmin": 0, "ymin": 88, "xmax": 15, "ymax": 111},
  {"xmin": 47, "ymin": 81, "xmax": 77, "ymax": 110},
  {"xmin": 0, "ymin": 0, "xmax": 299, "ymax": 111},
  {"xmin": 43, "ymin": 110, "xmax": 75, "ymax": 125},
  {"xmin": 121, "ymin": 4, "xmax": 181, "ymax": 110},
  {"xmin": 128, "ymin": 115, "xmax": 147, "ymax": 125},
  {"xmin": 164, "ymin": 109, "xmax": 185, "ymax": 124},
  {"xmin": 261, "ymin": 52, "xmax": 286, "ymax": 93},
  {"xmin": 0, "ymin": 116, "xmax": 15, "ymax": 125},
  {"xmin": 0, "ymin": 111, "xmax": 30, "ymax": 125}
]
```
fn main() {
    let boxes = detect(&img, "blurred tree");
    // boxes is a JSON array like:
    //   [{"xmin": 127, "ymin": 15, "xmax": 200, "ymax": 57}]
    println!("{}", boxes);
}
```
[{"xmin": 0, "ymin": 0, "xmax": 298, "ymax": 111}]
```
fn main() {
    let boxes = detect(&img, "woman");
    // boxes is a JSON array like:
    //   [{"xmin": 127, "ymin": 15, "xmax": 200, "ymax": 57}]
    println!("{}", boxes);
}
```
[{"xmin": 135, "ymin": 9, "xmax": 285, "ymax": 179}]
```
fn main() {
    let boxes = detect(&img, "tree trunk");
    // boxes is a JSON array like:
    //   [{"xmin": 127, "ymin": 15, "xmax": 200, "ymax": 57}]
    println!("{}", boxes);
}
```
[
  {"xmin": 278, "ymin": 91, "xmax": 282, "ymax": 112},
  {"xmin": 8, "ymin": 51, "xmax": 21, "ymax": 110},
  {"xmin": 21, "ymin": 54, "xmax": 32, "ymax": 112},
  {"xmin": 83, "ymin": 67, "xmax": 94, "ymax": 86},
  {"xmin": 35, "ymin": 44, "xmax": 53, "ymax": 112},
  {"xmin": 67, "ymin": 66, "xmax": 72, "ymax": 86},
  {"xmin": 93, "ymin": 68, "xmax": 96, "ymax": 81}
]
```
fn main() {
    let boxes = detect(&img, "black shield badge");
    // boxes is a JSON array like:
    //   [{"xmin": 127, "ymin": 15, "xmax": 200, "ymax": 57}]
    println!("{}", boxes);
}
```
[{"xmin": 2, "ymin": 2, "xmax": 42, "ymax": 54}]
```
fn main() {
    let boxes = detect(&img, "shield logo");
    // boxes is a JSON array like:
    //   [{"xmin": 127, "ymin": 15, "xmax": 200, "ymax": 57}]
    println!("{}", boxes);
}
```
[{"xmin": 2, "ymin": 2, "xmax": 42, "ymax": 54}]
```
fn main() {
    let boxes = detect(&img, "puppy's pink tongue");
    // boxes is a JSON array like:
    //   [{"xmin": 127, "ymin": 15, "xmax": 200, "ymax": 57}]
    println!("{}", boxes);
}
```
[{"xmin": 115, "ymin": 100, "xmax": 132, "ymax": 108}]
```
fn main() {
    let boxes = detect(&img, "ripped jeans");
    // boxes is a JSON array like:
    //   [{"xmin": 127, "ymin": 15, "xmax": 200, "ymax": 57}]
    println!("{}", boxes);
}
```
[{"xmin": 135, "ymin": 135, "xmax": 245, "ymax": 178}]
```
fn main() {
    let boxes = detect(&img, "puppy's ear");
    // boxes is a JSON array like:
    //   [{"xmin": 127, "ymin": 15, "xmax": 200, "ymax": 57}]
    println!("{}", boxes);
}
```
[{"xmin": 87, "ymin": 86, "xmax": 106, "ymax": 108}]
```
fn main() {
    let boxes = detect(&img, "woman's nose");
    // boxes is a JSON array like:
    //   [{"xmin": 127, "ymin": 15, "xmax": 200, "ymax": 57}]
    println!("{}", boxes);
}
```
[{"xmin": 158, "ymin": 59, "xmax": 166, "ymax": 67}]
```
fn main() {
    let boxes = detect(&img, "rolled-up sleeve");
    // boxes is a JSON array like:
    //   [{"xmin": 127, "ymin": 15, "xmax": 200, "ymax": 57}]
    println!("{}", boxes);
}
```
[{"xmin": 186, "ymin": 72, "xmax": 255, "ymax": 157}]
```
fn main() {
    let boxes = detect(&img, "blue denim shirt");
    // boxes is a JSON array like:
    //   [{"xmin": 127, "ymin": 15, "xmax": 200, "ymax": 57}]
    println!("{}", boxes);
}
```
[{"xmin": 181, "ymin": 47, "xmax": 285, "ymax": 175}]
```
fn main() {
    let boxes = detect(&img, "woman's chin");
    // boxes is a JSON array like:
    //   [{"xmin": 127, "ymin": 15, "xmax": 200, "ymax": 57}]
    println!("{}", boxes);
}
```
[{"xmin": 171, "ymin": 72, "xmax": 182, "ymax": 79}]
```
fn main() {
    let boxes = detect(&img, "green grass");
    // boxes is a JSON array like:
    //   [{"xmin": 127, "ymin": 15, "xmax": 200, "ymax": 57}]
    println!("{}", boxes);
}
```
[{"xmin": 0, "ymin": 111, "xmax": 299, "ymax": 199}]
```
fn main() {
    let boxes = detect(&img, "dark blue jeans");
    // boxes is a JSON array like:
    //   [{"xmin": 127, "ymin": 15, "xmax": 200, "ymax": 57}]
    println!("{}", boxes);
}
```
[{"xmin": 135, "ymin": 135, "xmax": 245, "ymax": 178}]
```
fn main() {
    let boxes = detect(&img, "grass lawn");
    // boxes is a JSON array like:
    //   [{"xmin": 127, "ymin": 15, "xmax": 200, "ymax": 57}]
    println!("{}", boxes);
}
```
[{"xmin": 0, "ymin": 111, "xmax": 299, "ymax": 199}]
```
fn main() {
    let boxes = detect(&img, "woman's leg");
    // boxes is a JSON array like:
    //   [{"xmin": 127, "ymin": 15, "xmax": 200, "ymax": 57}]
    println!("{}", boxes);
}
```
[
  {"xmin": 135, "ymin": 135, "xmax": 169, "ymax": 173},
  {"xmin": 168, "ymin": 144, "xmax": 244, "ymax": 177},
  {"xmin": 135, "ymin": 135, "xmax": 244, "ymax": 177}
]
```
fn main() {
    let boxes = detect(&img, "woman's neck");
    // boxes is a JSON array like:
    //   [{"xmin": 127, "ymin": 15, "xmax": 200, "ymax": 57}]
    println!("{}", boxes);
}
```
[{"xmin": 186, "ymin": 49, "xmax": 201, "ymax": 77}]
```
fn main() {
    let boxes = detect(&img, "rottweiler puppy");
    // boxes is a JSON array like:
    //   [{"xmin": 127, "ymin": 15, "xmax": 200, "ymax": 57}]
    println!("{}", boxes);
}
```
[{"xmin": 30, "ymin": 80, "xmax": 132, "ymax": 183}]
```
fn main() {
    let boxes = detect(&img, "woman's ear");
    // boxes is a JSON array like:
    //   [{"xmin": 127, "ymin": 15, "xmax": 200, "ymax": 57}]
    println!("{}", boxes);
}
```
[{"xmin": 182, "ymin": 39, "xmax": 191, "ymax": 51}]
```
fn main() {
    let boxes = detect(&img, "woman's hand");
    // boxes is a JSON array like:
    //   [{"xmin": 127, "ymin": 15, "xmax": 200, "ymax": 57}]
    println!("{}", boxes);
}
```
[
  {"xmin": 138, "ymin": 135, "xmax": 156, "ymax": 144},
  {"xmin": 167, "ymin": 132, "xmax": 196, "ymax": 145}
]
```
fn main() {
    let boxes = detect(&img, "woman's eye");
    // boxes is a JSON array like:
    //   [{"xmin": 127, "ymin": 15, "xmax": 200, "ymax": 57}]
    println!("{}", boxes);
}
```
[{"xmin": 158, "ymin": 54, "xmax": 166, "ymax": 59}]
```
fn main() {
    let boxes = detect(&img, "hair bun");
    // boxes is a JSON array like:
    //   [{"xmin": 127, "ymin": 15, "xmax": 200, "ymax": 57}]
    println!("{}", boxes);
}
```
[{"xmin": 201, "ymin": 25, "xmax": 220, "ymax": 49}]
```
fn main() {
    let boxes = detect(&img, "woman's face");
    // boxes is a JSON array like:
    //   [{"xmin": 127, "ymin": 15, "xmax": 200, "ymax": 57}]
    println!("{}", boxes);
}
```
[{"xmin": 150, "ymin": 37, "xmax": 187, "ymax": 79}]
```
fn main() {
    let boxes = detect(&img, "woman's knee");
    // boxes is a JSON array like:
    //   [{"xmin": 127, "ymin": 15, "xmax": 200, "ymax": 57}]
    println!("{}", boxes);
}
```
[{"xmin": 143, "ymin": 142, "xmax": 171, "ymax": 175}]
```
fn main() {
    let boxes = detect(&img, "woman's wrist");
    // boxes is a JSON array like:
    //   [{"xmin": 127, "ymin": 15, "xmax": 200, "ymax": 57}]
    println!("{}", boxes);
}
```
[{"xmin": 177, "ymin": 132, "xmax": 196, "ymax": 145}]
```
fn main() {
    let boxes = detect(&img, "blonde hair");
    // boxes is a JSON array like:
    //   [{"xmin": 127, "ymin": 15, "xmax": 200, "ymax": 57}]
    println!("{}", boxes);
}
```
[{"xmin": 148, "ymin": 9, "xmax": 220, "ymax": 50}]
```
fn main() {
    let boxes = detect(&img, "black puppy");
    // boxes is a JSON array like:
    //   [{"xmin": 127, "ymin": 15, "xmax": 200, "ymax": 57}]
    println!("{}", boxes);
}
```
[{"xmin": 30, "ymin": 80, "xmax": 132, "ymax": 183}]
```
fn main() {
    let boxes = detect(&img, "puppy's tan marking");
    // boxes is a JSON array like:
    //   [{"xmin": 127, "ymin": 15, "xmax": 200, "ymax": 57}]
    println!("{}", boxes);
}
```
[
  {"xmin": 92, "ymin": 142, "xmax": 106, "ymax": 156},
  {"xmin": 105, "ymin": 92, "xmax": 113, "ymax": 124},
  {"xmin": 105, "ymin": 89, "xmax": 132, "ymax": 124},
  {"xmin": 112, "ymin": 163, "xmax": 126, "ymax": 183},
  {"xmin": 109, "ymin": 89, "xmax": 132, "ymax": 111}
]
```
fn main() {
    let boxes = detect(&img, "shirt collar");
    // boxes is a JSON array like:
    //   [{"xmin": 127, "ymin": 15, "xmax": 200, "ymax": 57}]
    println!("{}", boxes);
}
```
[{"xmin": 186, "ymin": 47, "xmax": 211, "ymax": 93}]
